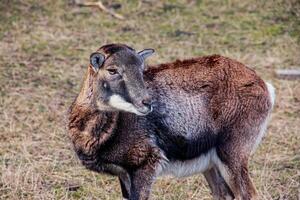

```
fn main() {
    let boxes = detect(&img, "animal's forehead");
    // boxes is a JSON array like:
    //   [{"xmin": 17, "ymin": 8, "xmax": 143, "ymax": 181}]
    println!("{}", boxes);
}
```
[{"xmin": 108, "ymin": 50, "xmax": 143, "ymax": 68}]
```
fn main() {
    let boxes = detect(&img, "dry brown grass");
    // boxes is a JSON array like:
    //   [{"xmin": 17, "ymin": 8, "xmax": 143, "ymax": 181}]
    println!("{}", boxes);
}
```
[{"xmin": 0, "ymin": 0, "xmax": 299, "ymax": 199}]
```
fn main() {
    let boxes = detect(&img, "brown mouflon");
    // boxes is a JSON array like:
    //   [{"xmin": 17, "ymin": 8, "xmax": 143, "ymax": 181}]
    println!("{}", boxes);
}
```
[{"xmin": 68, "ymin": 43, "xmax": 275, "ymax": 200}]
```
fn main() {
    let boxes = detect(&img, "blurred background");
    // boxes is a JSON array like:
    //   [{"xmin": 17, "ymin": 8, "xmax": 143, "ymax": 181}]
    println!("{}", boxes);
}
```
[{"xmin": 0, "ymin": 0, "xmax": 299, "ymax": 199}]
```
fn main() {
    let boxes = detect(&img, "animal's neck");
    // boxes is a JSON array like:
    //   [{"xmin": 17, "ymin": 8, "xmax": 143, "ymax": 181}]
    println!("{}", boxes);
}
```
[{"xmin": 68, "ymin": 67, "xmax": 119, "ymax": 157}]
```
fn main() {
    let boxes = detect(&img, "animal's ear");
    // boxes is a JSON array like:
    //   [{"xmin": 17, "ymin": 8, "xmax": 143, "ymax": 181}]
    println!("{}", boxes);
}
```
[
  {"xmin": 138, "ymin": 49, "xmax": 155, "ymax": 60},
  {"xmin": 90, "ymin": 52, "xmax": 105, "ymax": 72}
]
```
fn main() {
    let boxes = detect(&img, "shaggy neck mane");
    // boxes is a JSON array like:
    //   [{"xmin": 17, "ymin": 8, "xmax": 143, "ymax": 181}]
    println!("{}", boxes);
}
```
[{"xmin": 68, "ymin": 67, "xmax": 119, "ymax": 158}]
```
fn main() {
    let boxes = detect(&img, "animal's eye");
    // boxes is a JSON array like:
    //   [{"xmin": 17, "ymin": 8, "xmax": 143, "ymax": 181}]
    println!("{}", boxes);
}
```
[{"xmin": 107, "ymin": 68, "xmax": 118, "ymax": 75}]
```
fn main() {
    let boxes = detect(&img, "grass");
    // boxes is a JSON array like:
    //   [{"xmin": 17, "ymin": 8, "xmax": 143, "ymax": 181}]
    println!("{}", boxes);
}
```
[{"xmin": 0, "ymin": 0, "xmax": 299, "ymax": 199}]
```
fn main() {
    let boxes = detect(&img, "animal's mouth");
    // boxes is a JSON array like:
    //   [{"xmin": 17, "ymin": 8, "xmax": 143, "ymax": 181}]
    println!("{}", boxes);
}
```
[{"xmin": 135, "ymin": 104, "xmax": 153, "ymax": 116}]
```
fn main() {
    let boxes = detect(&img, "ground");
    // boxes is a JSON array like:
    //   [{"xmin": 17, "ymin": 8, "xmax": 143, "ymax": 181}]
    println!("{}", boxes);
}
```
[{"xmin": 0, "ymin": 0, "xmax": 299, "ymax": 199}]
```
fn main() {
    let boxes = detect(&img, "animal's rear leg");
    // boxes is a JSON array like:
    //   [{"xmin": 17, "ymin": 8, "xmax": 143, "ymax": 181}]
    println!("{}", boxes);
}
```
[
  {"xmin": 204, "ymin": 167, "xmax": 234, "ymax": 200},
  {"xmin": 215, "ymin": 150, "xmax": 257, "ymax": 200},
  {"xmin": 213, "ymin": 104, "xmax": 270, "ymax": 200}
]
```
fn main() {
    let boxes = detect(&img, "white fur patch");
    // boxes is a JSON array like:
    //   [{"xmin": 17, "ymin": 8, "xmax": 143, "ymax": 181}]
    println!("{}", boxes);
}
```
[
  {"xmin": 108, "ymin": 94, "xmax": 144, "ymax": 115},
  {"xmin": 266, "ymin": 82, "xmax": 276, "ymax": 107},
  {"xmin": 158, "ymin": 148, "xmax": 218, "ymax": 177}
]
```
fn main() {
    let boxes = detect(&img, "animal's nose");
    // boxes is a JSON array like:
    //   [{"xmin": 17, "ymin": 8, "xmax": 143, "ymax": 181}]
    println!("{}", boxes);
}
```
[{"xmin": 141, "ymin": 97, "xmax": 153, "ymax": 107}]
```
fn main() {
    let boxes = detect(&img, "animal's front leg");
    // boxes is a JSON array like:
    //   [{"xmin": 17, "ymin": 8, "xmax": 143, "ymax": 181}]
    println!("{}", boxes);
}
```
[
  {"xmin": 129, "ymin": 165, "xmax": 157, "ymax": 200},
  {"xmin": 119, "ymin": 173, "xmax": 131, "ymax": 200}
]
